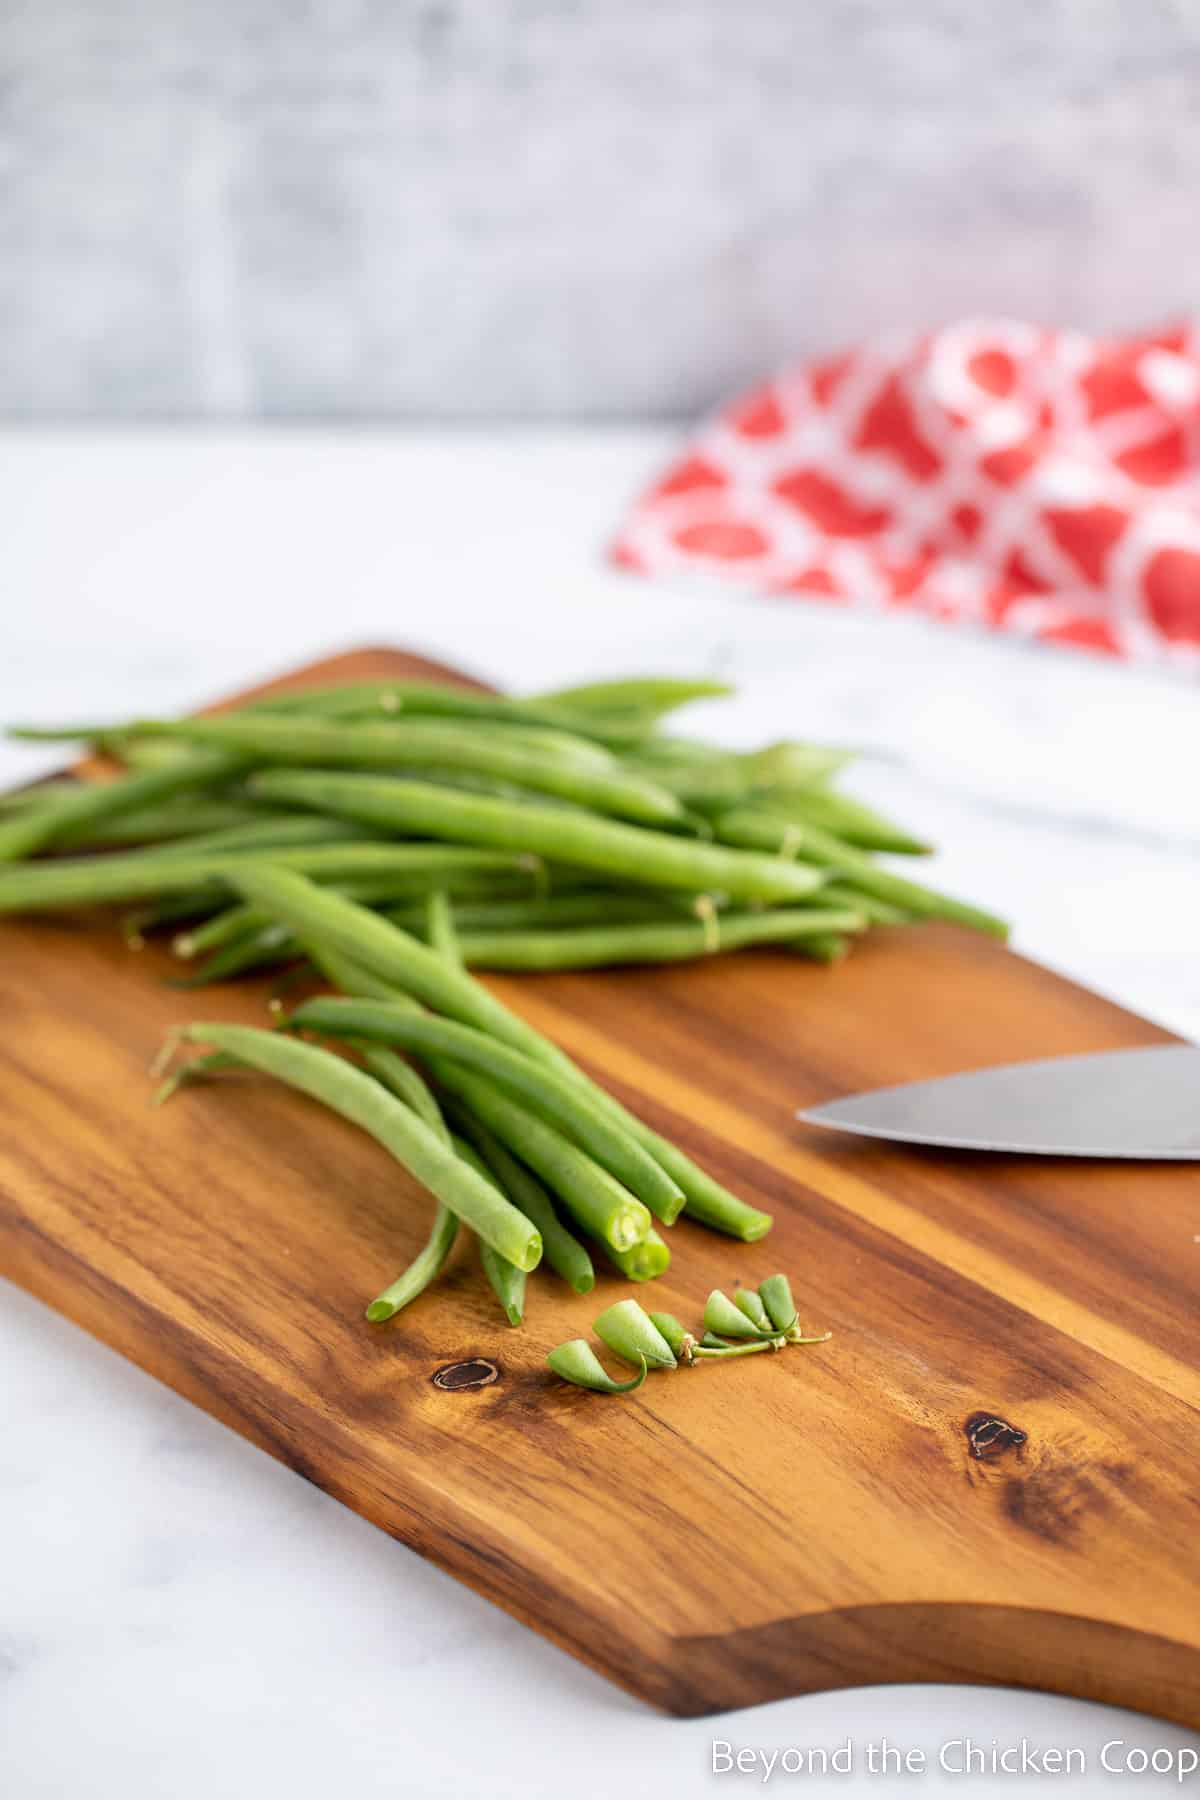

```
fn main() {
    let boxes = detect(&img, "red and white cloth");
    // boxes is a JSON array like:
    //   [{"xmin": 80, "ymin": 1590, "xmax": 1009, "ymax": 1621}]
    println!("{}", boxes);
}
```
[{"xmin": 613, "ymin": 320, "xmax": 1200, "ymax": 666}]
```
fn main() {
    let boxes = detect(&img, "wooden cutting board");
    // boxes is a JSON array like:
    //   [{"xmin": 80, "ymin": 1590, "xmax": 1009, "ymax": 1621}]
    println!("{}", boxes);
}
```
[{"xmin": 1, "ymin": 646, "xmax": 1197, "ymax": 1724}]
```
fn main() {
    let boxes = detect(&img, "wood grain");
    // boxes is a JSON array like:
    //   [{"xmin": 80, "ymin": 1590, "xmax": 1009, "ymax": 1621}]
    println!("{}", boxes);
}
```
[{"xmin": 1, "ymin": 645, "xmax": 1197, "ymax": 1722}]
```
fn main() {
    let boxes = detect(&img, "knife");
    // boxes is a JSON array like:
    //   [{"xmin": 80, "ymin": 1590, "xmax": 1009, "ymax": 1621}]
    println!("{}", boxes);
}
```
[{"xmin": 798, "ymin": 1044, "xmax": 1200, "ymax": 1158}]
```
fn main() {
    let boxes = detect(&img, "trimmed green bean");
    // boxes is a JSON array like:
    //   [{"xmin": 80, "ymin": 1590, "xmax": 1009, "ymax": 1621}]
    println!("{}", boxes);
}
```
[
  {"xmin": 57, "ymin": 799, "xmax": 283, "ymax": 850},
  {"xmin": 229, "ymin": 866, "xmax": 580, "ymax": 1069},
  {"xmin": 432, "ymin": 1064, "xmax": 651, "ymax": 1254},
  {"xmin": 713, "ymin": 809, "xmax": 1009, "ymax": 937},
  {"xmin": 448, "ymin": 907, "xmax": 864, "ymax": 971},
  {"xmin": 364, "ymin": 1201, "xmax": 458, "ymax": 1324},
  {"xmin": 425, "ymin": 890, "xmax": 461, "ymax": 967},
  {"xmin": 127, "ymin": 715, "xmax": 684, "ymax": 827},
  {"xmin": 601, "ymin": 1224, "xmax": 670, "ymax": 1282},
  {"xmin": 451, "ymin": 1135, "xmax": 527, "ymax": 1327},
  {"xmin": 164, "ymin": 1023, "xmax": 541, "ymax": 1271},
  {"xmin": 308, "ymin": 937, "xmax": 775, "ymax": 1246},
  {"xmin": 247, "ymin": 771, "xmax": 828, "ymax": 903},
  {"xmin": 362, "ymin": 1046, "xmax": 450, "ymax": 1144},
  {"xmin": 444, "ymin": 1103, "xmax": 595, "ymax": 1294},
  {"xmin": 288, "ymin": 995, "xmax": 684, "ymax": 1222}
]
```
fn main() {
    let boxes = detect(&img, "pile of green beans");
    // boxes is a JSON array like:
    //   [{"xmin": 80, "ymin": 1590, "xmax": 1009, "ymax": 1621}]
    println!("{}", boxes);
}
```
[{"xmin": 4, "ymin": 672, "xmax": 1006, "ymax": 1332}]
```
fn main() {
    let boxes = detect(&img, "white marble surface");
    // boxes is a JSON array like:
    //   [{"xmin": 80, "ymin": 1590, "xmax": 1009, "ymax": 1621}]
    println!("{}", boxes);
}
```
[{"xmin": 0, "ymin": 427, "xmax": 1198, "ymax": 1798}]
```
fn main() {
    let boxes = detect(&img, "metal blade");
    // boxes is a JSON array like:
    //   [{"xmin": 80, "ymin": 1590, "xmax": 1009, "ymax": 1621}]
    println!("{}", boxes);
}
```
[{"xmin": 798, "ymin": 1044, "xmax": 1200, "ymax": 1158}]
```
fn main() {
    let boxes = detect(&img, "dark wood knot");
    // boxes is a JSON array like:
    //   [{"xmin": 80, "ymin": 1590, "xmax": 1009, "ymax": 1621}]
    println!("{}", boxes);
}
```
[
  {"xmin": 965, "ymin": 1410, "xmax": 1027, "ymax": 1461},
  {"xmin": 432, "ymin": 1358, "xmax": 500, "ymax": 1392}
]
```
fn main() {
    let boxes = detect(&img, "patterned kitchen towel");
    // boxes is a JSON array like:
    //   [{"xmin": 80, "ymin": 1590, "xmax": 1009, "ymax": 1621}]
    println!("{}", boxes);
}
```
[{"xmin": 613, "ymin": 320, "xmax": 1200, "ymax": 667}]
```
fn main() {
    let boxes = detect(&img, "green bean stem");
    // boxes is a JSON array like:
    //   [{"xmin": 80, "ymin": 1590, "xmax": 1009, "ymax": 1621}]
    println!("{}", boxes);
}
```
[
  {"xmin": 425, "ymin": 889, "xmax": 462, "ymax": 967},
  {"xmin": 164, "ymin": 1024, "xmax": 541, "ymax": 1271},
  {"xmin": 365, "ymin": 1204, "xmax": 459, "ymax": 1323},
  {"xmin": 758, "ymin": 1273, "xmax": 800, "ymax": 1336},
  {"xmin": 545, "ymin": 1341, "xmax": 647, "ymax": 1393},
  {"xmin": 593, "ymin": 1299, "xmax": 677, "ymax": 1370},
  {"xmin": 704, "ymin": 1289, "xmax": 777, "ymax": 1340},
  {"xmin": 247, "ymin": 770, "xmax": 830, "ymax": 904},
  {"xmin": 733, "ymin": 1288, "xmax": 773, "ymax": 1332}
]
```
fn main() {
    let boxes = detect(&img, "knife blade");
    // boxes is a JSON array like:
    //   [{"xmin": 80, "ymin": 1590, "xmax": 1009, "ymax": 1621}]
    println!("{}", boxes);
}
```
[{"xmin": 797, "ymin": 1044, "xmax": 1200, "ymax": 1158}]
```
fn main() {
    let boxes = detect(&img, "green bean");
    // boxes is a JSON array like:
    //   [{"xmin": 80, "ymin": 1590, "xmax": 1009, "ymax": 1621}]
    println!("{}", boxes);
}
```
[
  {"xmin": 138, "ymin": 815, "xmax": 368, "ymax": 859},
  {"xmin": 788, "ymin": 932, "xmax": 850, "ymax": 964},
  {"xmin": 364, "ymin": 1201, "xmax": 459, "ymax": 1324},
  {"xmin": 309, "ymin": 937, "xmax": 775, "ymax": 1245},
  {"xmin": 362, "ymin": 1046, "xmax": 450, "ymax": 1144},
  {"xmin": 425, "ymin": 890, "xmax": 461, "ymax": 967},
  {"xmin": 230, "ymin": 866, "xmax": 576, "ymax": 1064},
  {"xmin": 174, "ymin": 902, "xmax": 273, "ymax": 958},
  {"xmin": 450, "ymin": 1136, "xmax": 527, "ymax": 1327},
  {"xmin": 545, "ymin": 1341, "xmax": 647, "ymax": 1394},
  {"xmin": 0, "ymin": 844, "xmax": 531, "ymax": 914},
  {"xmin": 289, "ymin": 994, "xmax": 684, "ymax": 1222},
  {"xmin": 164, "ymin": 1023, "xmax": 541, "ymax": 1271},
  {"xmin": 625, "ymin": 742, "xmax": 852, "ymax": 810},
  {"xmin": 248, "ymin": 772, "xmax": 828, "ymax": 903},
  {"xmin": 712, "ymin": 809, "xmax": 1009, "ymax": 937},
  {"xmin": 126, "ymin": 716, "xmax": 685, "ymax": 827},
  {"xmin": 532, "ymin": 677, "xmax": 733, "ymax": 716},
  {"xmin": 814, "ymin": 884, "xmax": 909, "ymax": 925},
  {"xmin": 383, "ymin": 891, "xmax": 706, "ymax": 934},
  {"xmin": 444, "ymin": 1103, "xmax": 595, "ymax": 1294},
  {"xmin": 173, "ymin": 923, "xmax": 297, "ymax": 986},
  {"xmin": 593, "ymin": 1299, "xmax": 677, "ymax": 1370},
  {"xmin": 56, "ymin": 799, "xmax": 282, "ymax": 849},
  {"xmin": 448, "ymin": 907, "xmax": 864, "ymax": 970},
  {"xmin": 0, "ymin": 750, "xmax": 246, "ymax": 864},
  {"xmin": 601, "ymin": 1224, "xmax": 670, "ymax": 1282},
  {"xmin": 431, "ymin": 1064, "xmax": 651, "ymax": 1254},
  {"xmin": 751, "ymin": 787, "xmax": 932, "ymax": 855}
]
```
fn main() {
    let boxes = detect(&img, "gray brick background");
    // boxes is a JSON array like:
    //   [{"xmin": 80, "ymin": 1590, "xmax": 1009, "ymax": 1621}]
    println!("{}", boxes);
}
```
[{"xmin": 3, "ymin": 0, "xmax": 1200, "ymax": 418}]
